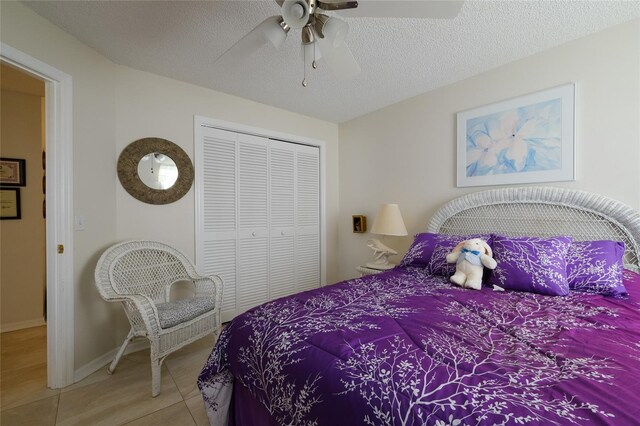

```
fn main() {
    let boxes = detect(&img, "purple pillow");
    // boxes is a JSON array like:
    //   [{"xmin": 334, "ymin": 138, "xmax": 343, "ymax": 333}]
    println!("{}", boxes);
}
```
[
  {"xmin": 488, "ymin": 235, "xmax": 572, "ymax": 296},
  {"xmin": 398, "ymin": 233, "xmax": 444, "ymax": 267},
  {"xmin": 566, "ymin": 240, "xmax": 627, "ymax": 296},
  {"xmin": 399, "ymin": 233, "xmax": 491, "ymax": 273}
]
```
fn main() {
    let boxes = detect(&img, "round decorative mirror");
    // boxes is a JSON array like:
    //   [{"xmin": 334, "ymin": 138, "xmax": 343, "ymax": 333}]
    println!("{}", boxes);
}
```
[
  {"xmin": 118, "ymin": 138, "xmax": 194, "ymax": 205},
  {"xmin": 137, "ymin": 153, "xmax": 179, "ymax": 190}
]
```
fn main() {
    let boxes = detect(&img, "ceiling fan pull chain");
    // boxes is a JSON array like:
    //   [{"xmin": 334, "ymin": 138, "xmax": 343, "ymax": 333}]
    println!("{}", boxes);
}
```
[
  {"xmin": 312, "ymin": 43, "xmax": 318, "ymax": 69},
  {"xmin": 302, "ymin": 44, "xmax": 308, "ymax": 87}
]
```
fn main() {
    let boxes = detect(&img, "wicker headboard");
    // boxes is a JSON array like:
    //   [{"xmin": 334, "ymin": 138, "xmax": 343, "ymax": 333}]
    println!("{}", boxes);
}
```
[{"xmin": 427, "ymin": 187, "xmax": 640, "ymax": 272}]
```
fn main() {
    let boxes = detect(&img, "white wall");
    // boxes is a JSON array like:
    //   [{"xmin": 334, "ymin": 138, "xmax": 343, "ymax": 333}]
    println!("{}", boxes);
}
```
[{"xmin": 338, "ymin": 19, "xmax": 640, "ymax": 280}]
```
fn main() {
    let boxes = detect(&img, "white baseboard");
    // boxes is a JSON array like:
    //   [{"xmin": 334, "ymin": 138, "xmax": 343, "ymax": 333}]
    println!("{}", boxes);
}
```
[
  {"xmin": 0, "ymin": 318, "xmax": 46, "ymax": 333},
  {"xmin": 73, "ymin": 339, "xmax": 150, "ymax": 383}
]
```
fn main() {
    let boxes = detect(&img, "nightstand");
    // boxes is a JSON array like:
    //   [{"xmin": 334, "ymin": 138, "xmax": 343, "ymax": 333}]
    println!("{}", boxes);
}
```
[{"xmin": 356, "ymin": 265, "xmax": 388, "ymax": 277}]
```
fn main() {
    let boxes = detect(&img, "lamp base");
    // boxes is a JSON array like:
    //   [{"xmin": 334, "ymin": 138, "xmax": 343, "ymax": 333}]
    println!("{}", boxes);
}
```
[
  {"xmin": 365, "ymin": 262, "xmax": 395, "ymax": 270},
  {"xmin": 366, "ymin": 238, "xmax": 399, "ymax": 270}
]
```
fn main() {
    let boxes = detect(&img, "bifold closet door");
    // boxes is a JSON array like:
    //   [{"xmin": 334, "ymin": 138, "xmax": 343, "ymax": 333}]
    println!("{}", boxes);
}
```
[
  {"xmin": 198, "ymin": 126, "xmax": 320, "ymax": 321},
  {"xmin": 269, "ymin": 140, "xmax": 296, "ymax": 299},
  {"xmin": 198, "ymin": 127, "xmax": 238, "ymax": 321},
  {"xmin": 295, "ymin": 144, "xmax": 320, "ymax": 292},
  {"xmin": 237, "ymin": 134, "xmax": 270, "ymax": 313},
  {"xmin": 269, "ymin": 141, "xmax": 320, "ymax": 298}
]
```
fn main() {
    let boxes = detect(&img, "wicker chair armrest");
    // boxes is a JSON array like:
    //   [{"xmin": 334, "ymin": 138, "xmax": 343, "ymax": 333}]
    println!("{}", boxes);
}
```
[
  {"xmin": 193, "ymin": 275, "xmax": 223, "ymax": 308},
  {"xmin": 96, "ymin": 284, "xmax": 121, "ymax": 301},
  {"xmin": 116, "ymin": 293, "xmax": 162, "ymax": 336}
]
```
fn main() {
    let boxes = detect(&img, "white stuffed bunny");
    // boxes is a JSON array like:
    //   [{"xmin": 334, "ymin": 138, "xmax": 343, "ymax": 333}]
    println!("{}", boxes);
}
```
[{"xmin": 445, "ymin": 238, "xmax": 497, "ymax": 290}]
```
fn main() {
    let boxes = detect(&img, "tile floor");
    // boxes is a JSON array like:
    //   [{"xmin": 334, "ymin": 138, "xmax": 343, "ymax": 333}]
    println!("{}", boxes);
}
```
[{"xmin": 1, "ymin": 326, "xmax": 215, "ymax": 425}]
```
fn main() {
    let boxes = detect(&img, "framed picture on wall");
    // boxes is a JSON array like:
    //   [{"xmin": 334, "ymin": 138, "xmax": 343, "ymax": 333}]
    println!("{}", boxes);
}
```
[
  {"xmin": 352, "ymin": 215, "xmax": 367, "ymax": 233},
  {"xmin": 0, "ymin": 188, "xmax": 21, "ymax": 220},
  {"xmin": 456, "ymin": 83, "xmax": 575, "ymax": 187},
  {"xmin": 0, "ymin": 158, "xmax": 26, "ymax": 186}
]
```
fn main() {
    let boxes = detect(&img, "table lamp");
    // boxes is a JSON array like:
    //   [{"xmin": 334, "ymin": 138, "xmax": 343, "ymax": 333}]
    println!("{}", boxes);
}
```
[{"xmin": 366, "ymin": 203, "xmax": 408, "ymax": 270}]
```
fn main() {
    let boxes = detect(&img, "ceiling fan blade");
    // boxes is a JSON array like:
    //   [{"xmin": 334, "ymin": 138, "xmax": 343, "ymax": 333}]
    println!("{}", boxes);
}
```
[
  {"xmin": 315, "ymin": 37, "xmax": 360, "ymax": 80},
  {"xmin": 215, "ymin": 16, "xmax": 288, "ymax": 65},
  {"xmin": 316, "ymin": 0, "xmax": 359, "ymax": 11},
  {"xmin": 337, "ymin": 0, "xmax": 464, "ymax": 18}
]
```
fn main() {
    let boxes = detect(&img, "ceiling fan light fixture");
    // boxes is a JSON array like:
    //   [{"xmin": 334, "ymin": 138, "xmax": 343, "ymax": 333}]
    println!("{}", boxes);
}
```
[
  {"xmin": 301, "ymin": 24, "xmax": 315, "ymax": 44},
  {"xmin": 314, "ymin": 14, "xmax": 348, "ymax": 48},
  {"xmin": 313, "ymin": 14, "xmax": 328, "ymax": 38},
  {"xmin": 282, "ymin": 0, "xmax": 311, "ymax": 29},
  {"xmin": 215, "ymin": 0, "xmax": 466, "ymax": 86},
  {"xmin": 262, "ymin": 16, "xmax": 290, "ymax": 49}
]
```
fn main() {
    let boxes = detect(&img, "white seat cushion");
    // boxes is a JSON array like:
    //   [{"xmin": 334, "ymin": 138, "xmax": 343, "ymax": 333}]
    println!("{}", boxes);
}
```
[{"xmin": 156, "ymin": 297, "xmax": 216, "ymax": 329}]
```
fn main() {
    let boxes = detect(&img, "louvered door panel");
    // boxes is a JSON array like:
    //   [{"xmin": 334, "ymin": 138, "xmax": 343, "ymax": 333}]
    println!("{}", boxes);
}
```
[
  {"xmin": 270, "ymin": 142, "xmax": 295, "ymax": 228},
  {"xmin": 238, "ymin": 237, "xmax": 269, "ymax": 312},
  {"xmin": 238, "ymin": 135, "xmax": 268, "ymax": 230},
  {"xmin": 203, "ymin": 240, "xmax": 236, "ymax": 319},
  {"xmin": 269, "ymin": 235, "xmax": 296, "ymax": 298},
  {"xmin": 238, "ymin": 134, "xmax": 270, "ymax": 312},
  {"xmin": 198, "ymin": 127, "xmax": 239, "ymax": 321},
  {"xmin": 297, "ymin": 148, "xmax": 319, "ymax": 228},
  {"xmin": 295, "ymin": 144, "xmax": 320, "ymax": 291},
  {"xmin": 297, "ymin": 234, "xmax": 319, "ymax": 292},
  {"xmin": 202, "ymin": 135, "xmax": 236, "ymax": 235},
  {"xmin": 269, "ymin": 140, "xmax": 297, "ymax": 299}
]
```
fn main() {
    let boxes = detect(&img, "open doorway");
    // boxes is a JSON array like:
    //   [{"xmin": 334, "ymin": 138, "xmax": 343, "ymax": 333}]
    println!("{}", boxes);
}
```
[
  {"xmin": 0, "ymin": 63, "xmax": 49, "ymax": 406},
  {"xmin": 0, "ymin": 64, "xmax": 46, "ymax": 330},
  {"xmin": 0, "ymin": 44, "xmax": 74, "ymax": 390}
]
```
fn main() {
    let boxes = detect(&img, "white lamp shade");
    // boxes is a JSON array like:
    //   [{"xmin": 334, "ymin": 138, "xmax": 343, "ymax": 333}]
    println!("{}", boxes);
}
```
[
  {"xmin": 370, "ymin": 204, "xmax": 408, "ymax": 236},
  {"xmin": 323, "ymin": 17, "xmax": 348, "ymax": 48}
]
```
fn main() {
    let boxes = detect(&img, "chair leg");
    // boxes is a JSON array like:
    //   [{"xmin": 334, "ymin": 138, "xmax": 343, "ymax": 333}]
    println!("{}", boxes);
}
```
[
  {"xmin": 107, "ymin": 329, "xmax": 135, "ymax": 375},
  {"xmin": 151, "ymin": 357, "xmax": 162, "ymax": 397}
]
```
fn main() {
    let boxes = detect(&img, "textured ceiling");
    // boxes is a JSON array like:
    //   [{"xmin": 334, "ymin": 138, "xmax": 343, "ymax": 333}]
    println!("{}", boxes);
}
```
[{"xmin": 23, "ymin": 1, "xmax": 640, "ymax": 123}]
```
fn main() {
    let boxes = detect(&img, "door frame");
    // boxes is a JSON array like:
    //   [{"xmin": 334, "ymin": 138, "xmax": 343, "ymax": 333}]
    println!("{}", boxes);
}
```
[
  {"xmin": 1, "ymin": 43, "xmax": 75, "ymax": 388},
  {"xmin": 194, "ymin": 115, "xmax": 327, "ymax": 288}
]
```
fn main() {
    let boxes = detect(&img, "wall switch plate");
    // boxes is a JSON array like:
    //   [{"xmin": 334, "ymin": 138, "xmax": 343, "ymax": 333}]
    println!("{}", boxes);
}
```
[{"xmin": 74, "ymin": 215, "xmax": 85, "ymax": 231}]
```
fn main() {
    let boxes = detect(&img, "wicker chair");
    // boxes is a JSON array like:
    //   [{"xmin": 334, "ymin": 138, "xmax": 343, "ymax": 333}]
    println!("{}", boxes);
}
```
[{"xmin": 94, "ymin": 240, "xmax": 223, "ymax": 397}]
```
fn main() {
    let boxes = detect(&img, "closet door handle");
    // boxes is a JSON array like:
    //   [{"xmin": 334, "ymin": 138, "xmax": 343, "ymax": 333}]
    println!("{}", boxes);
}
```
[
  {"xmin": 252, "ymin": 231, "xmax": 256, "ymax": 237},
  {"xmin": 281, "ymin": 231, "xmax": 285, "ymax": 236}
]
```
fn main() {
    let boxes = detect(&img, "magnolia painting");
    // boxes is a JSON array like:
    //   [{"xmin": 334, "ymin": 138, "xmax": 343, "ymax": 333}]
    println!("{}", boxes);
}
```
[
  {"xmin": 466, "ymin": 98, "xmax": 562, "ymax": 176},
  {"xmin": 457, "ymin": 84, "xmax": 575, "ymax": 187}
]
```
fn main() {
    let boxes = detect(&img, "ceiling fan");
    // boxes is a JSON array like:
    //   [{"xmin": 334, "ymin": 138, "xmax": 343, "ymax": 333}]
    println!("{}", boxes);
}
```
[{"xmin": 215, "ymin": 0, "xmax": 464, "ymax": 86}]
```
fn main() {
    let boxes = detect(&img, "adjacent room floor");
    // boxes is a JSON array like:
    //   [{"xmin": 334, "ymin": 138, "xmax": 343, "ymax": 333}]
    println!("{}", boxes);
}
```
[{"xmin": 1, "ymin": 326, "xmax": 214, "ymax": 425}]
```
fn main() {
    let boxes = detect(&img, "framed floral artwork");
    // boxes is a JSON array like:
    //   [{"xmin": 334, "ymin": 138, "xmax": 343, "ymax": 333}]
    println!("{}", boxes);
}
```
[{"xmin": 456, "ymin": 84, "xmax": 575, "ymax": 187}]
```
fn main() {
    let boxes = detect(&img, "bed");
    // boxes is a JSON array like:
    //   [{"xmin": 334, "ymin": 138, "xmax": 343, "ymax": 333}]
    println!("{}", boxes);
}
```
[{"xmin": 198, "ymin": 187, "xmax": 640, "ymax": 425}]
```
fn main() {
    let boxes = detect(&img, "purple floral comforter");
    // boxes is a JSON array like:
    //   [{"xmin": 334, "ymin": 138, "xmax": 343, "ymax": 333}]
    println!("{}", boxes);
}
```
[{"xmin": 198, "ymin": 267, "xmax": 640, "ymax": 425}]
